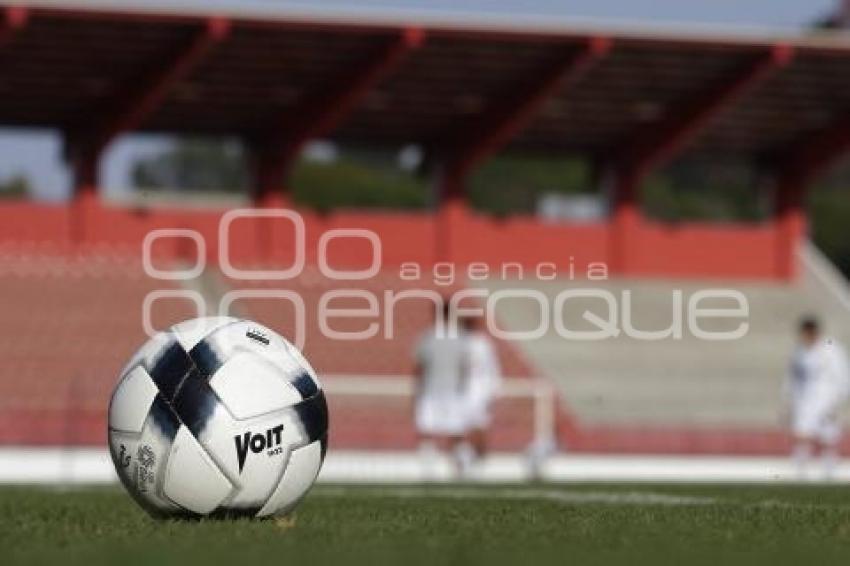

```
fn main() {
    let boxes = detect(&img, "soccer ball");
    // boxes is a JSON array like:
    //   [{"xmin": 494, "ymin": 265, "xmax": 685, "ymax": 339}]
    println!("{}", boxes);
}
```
[{"xmin": 107, "ymin": 317, "xmax": 328, "ymax": 518}]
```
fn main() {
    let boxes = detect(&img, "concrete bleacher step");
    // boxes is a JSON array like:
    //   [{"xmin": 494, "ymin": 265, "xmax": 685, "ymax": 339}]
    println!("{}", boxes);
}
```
[
  {"xmin": 477, "ymin": 243, "xmax": 850, "ymax": 431},
  {"xmin": 214, "ymin": 266, "xmax": 535, "ymax": 377},
  {"xmin": 0, "ymin": 251, "xmax": 538, "ymax": 447},
  {"xmin": 5, "ymin": 243, "xmax": 848, "ymax": 455}
]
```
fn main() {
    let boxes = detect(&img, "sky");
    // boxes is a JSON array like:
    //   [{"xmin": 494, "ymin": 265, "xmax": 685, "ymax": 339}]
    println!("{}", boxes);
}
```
[
  {"xmin": 0, "ymin": 0, "xmax": 839, "ymax": 201},
  {"xmin": 279, "ymin": 0, "xmax": 836, "ymax": 28}
]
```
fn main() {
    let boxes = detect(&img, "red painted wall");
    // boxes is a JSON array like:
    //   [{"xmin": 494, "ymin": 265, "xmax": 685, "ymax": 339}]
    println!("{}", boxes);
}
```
[
  {"xmin": 0, "ymin": 201, "xmax": 791, "ymax": 280},
  {"xmin": 443, "ymin": 206, "xmax": 609, "ymax": 272},
  {"xmin": 630, "ymin": 221, "xmax": 778, "ymax": 279}
]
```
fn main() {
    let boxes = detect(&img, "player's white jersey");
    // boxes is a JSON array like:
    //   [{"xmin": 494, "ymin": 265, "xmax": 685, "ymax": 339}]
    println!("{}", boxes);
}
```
[
  {"xmin": 788, "ymin": 338, "xmax": 850, "ymax": 441},
  {"xmin": 414, "ymin": 329, "xmax": 468, "ymax": 435},
  {"xmin": 464, "ymin": 332, "xmax": 502, "ymax": 428}
]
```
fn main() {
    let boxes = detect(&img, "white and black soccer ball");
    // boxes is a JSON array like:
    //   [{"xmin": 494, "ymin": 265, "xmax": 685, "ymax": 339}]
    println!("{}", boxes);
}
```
[{"xmin": 108, "ymin": 317, "xmax": 328, "ymax": 519}]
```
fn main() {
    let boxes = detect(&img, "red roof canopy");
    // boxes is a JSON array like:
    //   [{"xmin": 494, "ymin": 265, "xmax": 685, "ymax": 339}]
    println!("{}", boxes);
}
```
[{"xmin": 2, "ymin": 1, "xmax": 850, "ymax": 169}]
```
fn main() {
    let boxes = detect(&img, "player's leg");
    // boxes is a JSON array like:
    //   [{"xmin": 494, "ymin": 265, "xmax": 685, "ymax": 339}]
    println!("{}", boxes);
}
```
[
  {"xmin": 468, "ymin": 427, "xmax": 488, "ymax": 458},
  {"xmin": 792, "ymin": 396, "xmax": 820, "ymax": 480},
  {"xmin": 415, "ymin": 400, "xmax": 444, "ymax": 480},
  {"xmin": 435, "ymin": 395, "xmax": 472, "ymax": 477},
  {"xmin": 817, "ymin": 417, "xmax": 841, "ymax": 481},
  {"xmin": 464, "ymin": 396, "xmax": 491, "ymax": 459},
  {"xmin": 448, "ymin": 434, "xmax": 474, "ymax": 477},
  {"xmin": 792, "ymin": 436, "xmax": 814, "ymax": 480}
]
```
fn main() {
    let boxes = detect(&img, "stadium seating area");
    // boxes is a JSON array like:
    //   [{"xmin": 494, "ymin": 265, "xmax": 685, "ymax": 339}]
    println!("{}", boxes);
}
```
[
  {"xmin": 0, "ymin": 243, "xmax": 195, "ymax": 445},
  {"xmin": 218, "ymin": 266, "xmax": 534, "ymax": 377},
  {"xmin": 219, "ymin": 265, "xmax": 540, "ymax": 450},
  {"xmin": 480, "ymin": 243, "xmax": 850, "ymax": 453},
  {"xmin": 4, "ymin": 0, "xmax": 850, "ymax": 462},
  {"xmin": 0, "ymin": 243, "xmax": 540, "ymax": 449},
  {"xmin": 3, "ymin": 233, "xmax": 850, "ymax": 453}
]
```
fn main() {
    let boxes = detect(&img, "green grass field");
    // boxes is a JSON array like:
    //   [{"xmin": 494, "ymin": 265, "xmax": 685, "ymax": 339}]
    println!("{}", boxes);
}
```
[{"xmin": 4, "ymin": 483, "xmax": 850, "ymax": 565}]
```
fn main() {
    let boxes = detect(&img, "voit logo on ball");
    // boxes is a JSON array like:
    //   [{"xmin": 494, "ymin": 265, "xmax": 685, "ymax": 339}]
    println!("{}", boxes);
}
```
[{"xmin": 234, "ymin": 424, "xmax": 285, "ymax": 473}]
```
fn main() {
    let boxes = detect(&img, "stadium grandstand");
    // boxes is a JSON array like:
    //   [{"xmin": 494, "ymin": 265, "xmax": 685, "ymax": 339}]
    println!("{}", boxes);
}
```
[{"xmin": 2, "ymin": 0, "xmax": 850, "ymax": 482}]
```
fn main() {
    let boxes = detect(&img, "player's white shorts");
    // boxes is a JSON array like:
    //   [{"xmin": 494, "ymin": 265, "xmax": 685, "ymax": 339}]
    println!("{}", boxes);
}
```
[
  {"xmin": 464, "ymin": 395, "xmax": 492, "ymax": 429},
  {"xmin": 415, "ymin": 397, "xmax": 467, "ymax": 437},
  {"xmin": 792, "ymin": 386, "xmax": 844, "ymax": 443}
]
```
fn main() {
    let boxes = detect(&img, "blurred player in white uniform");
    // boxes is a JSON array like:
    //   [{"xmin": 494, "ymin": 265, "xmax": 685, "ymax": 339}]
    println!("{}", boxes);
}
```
[
  {"xmin": 461, "ymin": 312, "xmax": 502, "ymax": 459},
  {"xmin": 414, "ymin": 302, "xmax": 469, "ymax": 474},
  {"xmin": 785, "ymin": 316, "xmax": 850, "ymax": 480}
]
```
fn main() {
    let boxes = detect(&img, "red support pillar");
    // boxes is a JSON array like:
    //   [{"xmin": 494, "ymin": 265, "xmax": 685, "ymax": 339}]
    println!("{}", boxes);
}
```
[
  {"xmin": 608, "ymin": 166, "xmax": 643, "ymax": 275},
  {"xmin": 70, "ymin": 150, "xmax": 98, "ymax": 200},
  {"xmin": 771, "ymin": 114, "xmax": 850, "ymax": 280},
  {"xmin": 617, "ymin": 46, "xmax": 793, "ymax": 174},
  {"xmin": 435, "ymin": 164, "xmax": 469, "ymax": 263},
  {"xmin": 68, "ymin": 153, "xmax": 100, "ymax": 243},
  {"xmin": 64, "ymin": 17, "xmax": 228, "ymax": 244},
  {"xmin": 0, "ymin": 6, "xmax": 27, "ymax": 47},
  {"xmin": 774, "ymin": 172, "xmax": 807, "ymax": 280},
  {"xmin": 435, "ymin": 36, "xmax": 610, "ymax": 262},
  {"xmin": 66, "ymin": 17, "xmax": 230, "ymax": 200},
  {"xmin": 607, "ymin": 45, "xmax": 792, "ymax": 276},
  {"xmin": 251, "ymin": 151, "xmax": 294, "ymax": 209},
  {"xmin": 444, "ymin": 37, "xmax": 610, "ymax": 177},
  {"xmin": 251, "ymin": 28, "xmax": 424, "ymax": 206}
]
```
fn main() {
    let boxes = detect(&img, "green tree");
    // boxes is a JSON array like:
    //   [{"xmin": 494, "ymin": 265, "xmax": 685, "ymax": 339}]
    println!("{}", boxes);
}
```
[
  {"xmin": 0, "ymin": 175, "xmax": 29, "ymax": 199},
  {"xmin": 809, "ymin": 187, "xmax": 850, "ymax": 277},
  {"xmin": 468, "ymin": 155, "xmax": 590, "ymax": 216},
  {"xmin": 131, "ymin": 138, "xmax": 248, "ymax": 191},
  {"xmin": 129, "ymin": 139, "xmax": 427, "ymax": 210},
  {"xmin": 642, "ymin": 159, "xmax": 765, "ymax": 222},
  {"xmin": 290, "ymin": 158, "xmax": 426, "ymax": 212}
]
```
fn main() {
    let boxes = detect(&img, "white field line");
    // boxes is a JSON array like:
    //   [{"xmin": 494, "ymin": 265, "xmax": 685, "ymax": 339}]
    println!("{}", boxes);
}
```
[
  {"xmin": 0, "ymin": 448, "xmax": 847, "ymax": 485},
  {"xmin": 312, "ymin": 486, "xmax": 717, "ymax": 506}
]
